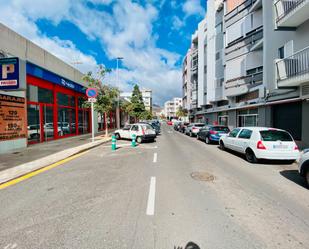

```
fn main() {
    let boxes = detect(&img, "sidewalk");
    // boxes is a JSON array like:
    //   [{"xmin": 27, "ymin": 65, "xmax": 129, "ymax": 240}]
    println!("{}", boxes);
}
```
[{"xmin": 0, "ymin": 132, "xmax": 113, "ymax": 184}]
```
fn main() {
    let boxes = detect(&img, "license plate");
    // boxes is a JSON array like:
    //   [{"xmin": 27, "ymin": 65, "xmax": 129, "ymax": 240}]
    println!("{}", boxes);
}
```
[{"xmin": 273, "ymin": 144, "xmax": 288, "ymax": 149}]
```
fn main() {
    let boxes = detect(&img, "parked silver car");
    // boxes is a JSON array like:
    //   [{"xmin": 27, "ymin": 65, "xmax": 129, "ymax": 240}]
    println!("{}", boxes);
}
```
[
  {"xmin": 184, "ymin": 123, "xmax": 205, "ymax": 137},
  {"xmin": 299, "ymin": 149, "xmax": 309, "ymax": 187}
]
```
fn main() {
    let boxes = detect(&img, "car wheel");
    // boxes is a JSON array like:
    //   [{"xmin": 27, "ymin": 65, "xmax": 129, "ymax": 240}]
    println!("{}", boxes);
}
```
[
  {"xmin": 115, "ymin": 133, "xmax": 121, "ymax": 140},
  {"xmin": 219, "ymin": 141, "xmax": 225, "ymax": 151},
  {"xmin": 245, "ymin": 149, "xmax": 258, "ymax": 164},
  {"xmin": 136, "ymin": 136, "xmax": 142, "ymax": 143},
  {"xmin": 205, "ymin": 136, "xmax": 210, "ymax": 144},
  {"xmin": 189, "ymin": 132, "xmax": 193, "ymax": 137}
]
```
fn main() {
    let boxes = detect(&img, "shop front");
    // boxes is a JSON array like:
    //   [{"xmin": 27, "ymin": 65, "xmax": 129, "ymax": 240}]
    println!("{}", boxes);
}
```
[{"xmin": 26, "ymin": 63, "xmax": 90, "ymax": 144}]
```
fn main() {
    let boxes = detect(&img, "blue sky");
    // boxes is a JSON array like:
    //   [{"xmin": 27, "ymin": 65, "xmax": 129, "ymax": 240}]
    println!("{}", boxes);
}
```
[{"xmin": 0, "ymin": 0, "xmax": 206, "ymax": 105}]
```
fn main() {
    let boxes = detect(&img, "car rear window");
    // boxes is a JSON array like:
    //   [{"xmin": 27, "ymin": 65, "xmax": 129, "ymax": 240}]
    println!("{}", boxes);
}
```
[
  {"xmin": 260, "ymin": 130, "xmax": 293, "ymax": 142},
  {"xmin": 212, "ymin": 126, "xmax": 229, "ymax": 133},
  {"xmin": 143, "ymin": 124, "xmax": 153, "ymax": 130},
  {"xmin": 194, "ymin": 124, "xmax": 204, "ymax": 127}
]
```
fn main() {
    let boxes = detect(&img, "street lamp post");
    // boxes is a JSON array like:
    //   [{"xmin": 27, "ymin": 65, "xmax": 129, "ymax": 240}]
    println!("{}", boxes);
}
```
[{"xmin": 116, "ymin": 57, "xmax": 123, "ymax": 129}]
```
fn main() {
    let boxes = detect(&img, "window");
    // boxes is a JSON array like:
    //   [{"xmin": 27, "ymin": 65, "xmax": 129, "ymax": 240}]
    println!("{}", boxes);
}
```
[
  {"xmin": 229, "ymin": 128, "xmax": 240, "ymax": 138},
  {"xmin": 278, "ymin": 46, "xmax": 284, "ymax": 59},
  {"xmin": 131, "ymin": 125, "xmax": 139, "ymax": 131},
  {"xmin": 123, "ymin": 125, "xmax": 131, "ymax": 131},
  {"xmin": 212, "ymin": 126, "xmax": 230, "ymax": 133},
  {"xmin": 27, "ymin": 85, "xmax": 53, "ymax": 103},
  {"xmin": 260, "ymin": 130, "xmax": 293, "ymax": 142},
  {"xmin": 57, "ymin": 92, "xmax": 75, "ymax": 107},
  {"xmin": 216, "ymin": 51, "xmax": 221, "ymax": 60},
  {"xmin": 238, "ymin": 129, "xmax": 253, "ymax": 139}
]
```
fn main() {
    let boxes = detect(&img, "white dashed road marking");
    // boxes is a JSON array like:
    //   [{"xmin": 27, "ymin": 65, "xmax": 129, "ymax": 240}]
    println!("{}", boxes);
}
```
[
  {"xmin": 146, "ymin": 177, "xmax": 156, "ymax": 216},
  {"xmin": 153, "ymin": 153, "xmax": 157, "ymax": 163}
]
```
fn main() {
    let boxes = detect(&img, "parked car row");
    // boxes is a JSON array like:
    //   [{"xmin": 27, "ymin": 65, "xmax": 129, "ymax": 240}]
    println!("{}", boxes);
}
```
[{"xmin": 174, "ymin": 122, "xmax": 309, "ymax": 187}]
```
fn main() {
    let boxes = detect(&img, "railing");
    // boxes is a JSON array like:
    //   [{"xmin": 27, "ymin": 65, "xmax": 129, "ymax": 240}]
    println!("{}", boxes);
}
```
[
  {"xmin": 225, "ymin": 71, "xmax": 263, "ymax": 89},
  {"xmin": 276, "ymin": 46, "xmax": 309, "ymax": 82},
  {"xmin": 225, "ymin": 0, "xmax": 256, "ymax": 21},
  {"xmin": 275, "ymin": 0, "xmax": 307, "ymax": 23},
  {"xmin": 225, "ymin": 28, "xmax": 263, "ymax": 55}
]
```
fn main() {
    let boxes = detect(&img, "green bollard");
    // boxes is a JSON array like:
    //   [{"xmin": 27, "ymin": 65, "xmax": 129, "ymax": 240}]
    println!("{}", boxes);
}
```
[
  {"xmin": 112, "ymin": 135, "xmax": 117, "ymax": 151},
  {"xmin": 131, "ymin": 134, "xmax": 136, "ymax": 147}
]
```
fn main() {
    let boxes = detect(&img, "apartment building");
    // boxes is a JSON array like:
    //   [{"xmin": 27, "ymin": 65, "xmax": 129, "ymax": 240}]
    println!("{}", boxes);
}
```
[
  {"xmin": 164, "ymin": 97, "xmax": 183, "ymax": 119},
  {"xmin": 182, "ymin": 0, "xmax": 309, "ymax": 146},
  {"xmin": 120, "ymin": 88, "xmax": 153, "ymax": 111},
  {"xmin": 182, "ymin": 49, "xmax": 192, "ymax": 111}
]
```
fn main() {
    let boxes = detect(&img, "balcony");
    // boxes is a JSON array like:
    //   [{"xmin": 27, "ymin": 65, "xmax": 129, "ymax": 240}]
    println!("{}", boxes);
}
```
[
  {"xmin": 225, "ymin": 71, "xmax": 263, "ymax": 97},
  {"xmin": 276, "ymin": 46, "xmax": 309, "ymax": 87},
  {"xmin": 275, "ymin": 0, "xmax": 309, "ymax": 27}
]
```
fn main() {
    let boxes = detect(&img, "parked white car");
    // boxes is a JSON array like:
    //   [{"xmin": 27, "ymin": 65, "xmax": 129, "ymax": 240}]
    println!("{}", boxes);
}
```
[
  {"xmin": 298, "ymin": 149, "xmax": 309, "ymax": 187},
  {"xmin": 114, "ymin": 123, "xmax": 156, "ymax": 143},
  {"xmin": 219, "ymin": 127, "xmax": 300, "ymax": 163}
]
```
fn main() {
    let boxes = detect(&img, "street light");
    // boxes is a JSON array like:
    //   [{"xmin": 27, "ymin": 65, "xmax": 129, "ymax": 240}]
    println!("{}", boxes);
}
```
[{"xmin": 115, "ymin": 57, "xmax": 123, "ymax": 129}]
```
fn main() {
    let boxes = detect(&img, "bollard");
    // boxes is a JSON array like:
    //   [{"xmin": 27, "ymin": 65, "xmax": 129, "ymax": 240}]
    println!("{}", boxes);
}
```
[
  {"xmin": 112, "ymin": 135, "xmax": 117, "ymax": 151},
  {"xmin": 131, "ymin": 134, "xmax": 136, "ymax": 147}
]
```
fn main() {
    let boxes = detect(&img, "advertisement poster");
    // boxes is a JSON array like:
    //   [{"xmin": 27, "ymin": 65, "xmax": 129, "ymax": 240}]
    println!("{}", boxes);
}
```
[{"xmin": 0, "ymin": 93, "xmax": 26, "ymax": 141}]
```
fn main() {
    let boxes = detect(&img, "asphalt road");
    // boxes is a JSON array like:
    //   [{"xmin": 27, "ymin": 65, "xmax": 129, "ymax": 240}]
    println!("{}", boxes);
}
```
[{"xmin": 0, "ymin": 124, "xmax": 309, "ymax": 249}]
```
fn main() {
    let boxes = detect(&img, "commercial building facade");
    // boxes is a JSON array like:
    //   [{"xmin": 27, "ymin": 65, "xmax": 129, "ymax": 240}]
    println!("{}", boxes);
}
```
[
  {"xmin": 0, "ymin": 24, "xmax": 118, "ymax": 154},
  {"xmin": 183, "ymin": 0, "xmax": 309, "ymax": 147}
]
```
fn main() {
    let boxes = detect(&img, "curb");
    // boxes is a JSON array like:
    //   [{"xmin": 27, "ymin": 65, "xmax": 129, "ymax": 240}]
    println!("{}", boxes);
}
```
[{"xmin": 0, "ymin": 137, "xmax": 111, "ymax": 185}]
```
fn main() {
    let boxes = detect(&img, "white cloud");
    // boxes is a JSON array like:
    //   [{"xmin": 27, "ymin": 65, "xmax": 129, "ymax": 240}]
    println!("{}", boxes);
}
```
[
  {"xmin": 182, "ymin": 0, "xmax": 205, "ymax": 18},
  {"xmin": 0, "ymin": 0, "xmax": 182, "ymax": 105},
  {"xmin": 172, "ymin": 16, "xmax": 185, "ymax": 30}
]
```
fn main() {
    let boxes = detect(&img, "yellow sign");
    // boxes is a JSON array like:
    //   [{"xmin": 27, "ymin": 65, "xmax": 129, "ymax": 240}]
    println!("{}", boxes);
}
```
[{"xmin": 0, "ymin": 93, "xmax": 27, "ymax": 141}]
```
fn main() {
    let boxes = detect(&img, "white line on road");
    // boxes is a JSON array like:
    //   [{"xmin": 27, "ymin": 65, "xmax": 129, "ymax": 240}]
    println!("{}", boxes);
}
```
[
  {"xmin": 153, "ymin": 152, "xmax": 157, "ymax": 163},
  {"xmin": 146, "ymin": 177, "xmax": 156, "ymax": 216}
]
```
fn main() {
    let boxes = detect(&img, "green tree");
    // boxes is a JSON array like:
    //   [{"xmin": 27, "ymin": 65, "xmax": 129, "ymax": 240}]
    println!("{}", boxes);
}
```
[
  {"xmin": 140, "ymin": 110, "xmax": 153, "ymax": 120},
  {"xmin": 82, "ymin": 65, "xmax": 119, "ymax": 136},
  {"xmin": 128, "ymin": 84, "xmax": 146, "ymax": 122},
  {"xmin": 176, "ymin": 106, "xmax": 188, "ymax": 119}
]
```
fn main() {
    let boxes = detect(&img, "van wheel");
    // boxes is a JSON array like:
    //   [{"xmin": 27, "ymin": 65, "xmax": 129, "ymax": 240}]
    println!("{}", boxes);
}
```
[
  {"xmin": 136, "ymin": 136, "xmax": 142, "ymax": 143},
  {"xmin": 205, "ymin": 137, "xmax": 210, "ymax": 144},
  {"xmin": 245, "ymin": 149, "xmax": 258, "ymax": 164},
  {"xmin": 115, "ymin": 133, "xmax": 121, "ymax": 140},
  {"xmin": 219, "ymin": 141, "xmax": 225, "ymax": 151}
]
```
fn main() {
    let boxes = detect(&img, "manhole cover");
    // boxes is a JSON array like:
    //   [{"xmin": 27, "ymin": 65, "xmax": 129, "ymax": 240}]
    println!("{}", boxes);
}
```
[{"xmin": 191, "ymin": 172, "xmax": 215, "ymax": 182}]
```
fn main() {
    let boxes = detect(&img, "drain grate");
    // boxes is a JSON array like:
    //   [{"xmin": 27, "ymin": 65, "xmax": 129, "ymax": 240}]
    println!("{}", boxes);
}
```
[{"xmin": 191, "ymin": 172, "xmax": 215, "ymax": 182}]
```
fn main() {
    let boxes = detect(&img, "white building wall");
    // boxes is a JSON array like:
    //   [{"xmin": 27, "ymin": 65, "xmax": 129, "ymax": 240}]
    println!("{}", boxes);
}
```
[{"xmin": 197, "ymin": 18, "xmax": 207, "ymax": 107}]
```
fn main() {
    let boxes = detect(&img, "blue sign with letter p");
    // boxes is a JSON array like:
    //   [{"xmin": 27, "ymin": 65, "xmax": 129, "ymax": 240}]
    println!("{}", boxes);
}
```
[{"xmin": 0, "ymin": 57, "xmax": 19, "ymax": 90}]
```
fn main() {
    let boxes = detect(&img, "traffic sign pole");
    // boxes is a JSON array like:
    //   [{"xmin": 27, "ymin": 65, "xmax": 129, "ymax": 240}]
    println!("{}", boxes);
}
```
[{"xmin": 91, "ymin": 102, "xmax": 94, "ymax": 143}]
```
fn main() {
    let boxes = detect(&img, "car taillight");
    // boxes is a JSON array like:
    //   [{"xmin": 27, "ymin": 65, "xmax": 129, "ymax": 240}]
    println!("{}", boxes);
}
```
[
  {"xmin": 257, "ymin": 141, "xmax": 266, "ymax": 150},
  {"xmin": 209, "ymin": 130, "xmax": 218, "ymax": 135},
  {"xmin": 192, "ymin": 127, "xmax": 198, "ymax": 130},
  {"xmin": 294, "ymin": 145, "xmax": 299, "ymax": 151}
]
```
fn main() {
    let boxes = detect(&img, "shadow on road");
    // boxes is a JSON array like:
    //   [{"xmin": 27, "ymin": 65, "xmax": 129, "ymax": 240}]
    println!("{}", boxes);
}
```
[
  {"xmin": 280, "ymin": 170, "xmax": 308, "ymax": 189},
  {"xmin": 217, "ymin": 146, "xmax": 295, "ymax": 165},
  {"xmin": 174, "ymin": 241, "xmax": 200, "ymax": 249}
]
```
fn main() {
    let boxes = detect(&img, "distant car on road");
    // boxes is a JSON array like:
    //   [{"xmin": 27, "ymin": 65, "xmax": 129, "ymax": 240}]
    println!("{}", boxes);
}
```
[
  {"xmin": 219, "ymin": 127, "xmax": 300, "ymax": 163},
  {"xmin": 167, "ymin": 121, "xmax": 173, "ymax": 126},
  {"xmin": 114, "ymin": 123, "xmax": 156, "ymax": 143},
  {"xmin": 298, "ymin": 149, "xmax": 309, "ymax": 187},
  {"xmin": 173, "ymin": 122, "xmax": 182, "ymax": 131},
  {"xmin": 185, "ymin": 123, "xmax": 205, "ymax": 137},
  {"xmin": 140, "ymin": 121, "xmax": 161, "ymax": 135},
  {"xmin": 179, "ymin": 122, "xmax": 190, "ymax": 133},
  {"xmin": 197, "ymin": 125, "xmax": 230, "ymax": 144}
]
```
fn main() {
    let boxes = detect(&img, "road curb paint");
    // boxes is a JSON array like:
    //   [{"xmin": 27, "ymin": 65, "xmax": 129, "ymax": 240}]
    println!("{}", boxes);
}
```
[{"xmin": 0, "ymin": 151, "xmax": 89, "ymax": 190}]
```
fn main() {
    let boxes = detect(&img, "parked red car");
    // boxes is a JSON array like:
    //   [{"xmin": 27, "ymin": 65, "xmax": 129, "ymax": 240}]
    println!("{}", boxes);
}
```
[{"xmin": 167, "ymin": 121, "xmax": 173, "ymax": 126}]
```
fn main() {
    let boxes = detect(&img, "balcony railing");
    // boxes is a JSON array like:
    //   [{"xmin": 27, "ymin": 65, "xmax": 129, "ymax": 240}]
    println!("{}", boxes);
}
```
[
  {"xmin": 225, "ymin": 71, "xmax": 263, "ymax": 89},
  {"xmin": 225, "ymin": 0, "xmax": 256, "ymax": 21},
  {"xmin": 225, "ymin": 28, "xmax": 263, "ymax": 56},
  {"xmin": 276, "ymin": 46, "xmax": 309, "ymax": 84},
  {"xmin": 275, "ymin": 0, "xmax": 306, "ymax": 23}
]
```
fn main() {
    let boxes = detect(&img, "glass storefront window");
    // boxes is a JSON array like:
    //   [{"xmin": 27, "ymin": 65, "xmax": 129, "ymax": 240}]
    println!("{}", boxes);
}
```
[
  {"xmin": 43, "ymin": 106, "xmax": 54, "ymax": 141},
  {"xmin": 218, "ymin": 116, "xmax": 228, "ymax": 126},
  {"xmin": 27, "ymin": 105, "xmax": 40, "ymax": 143},
  {"xmin": 78, "ymin": 97, "xmax": 87, "ymax": 108},
  {"xmin": 58, "ymin": 107, "xmax": 76, "ymax": 136},
  {"xmin": 78, "ymin": 110, "xmax": 89, "ymax": 134},
  {"xmin": 27, "ymin": 85, "xmax": 53, "ymax": 103},
  {"xmin": 57, "ymin": 92, "xmax": 75, "ymax": 107}
]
